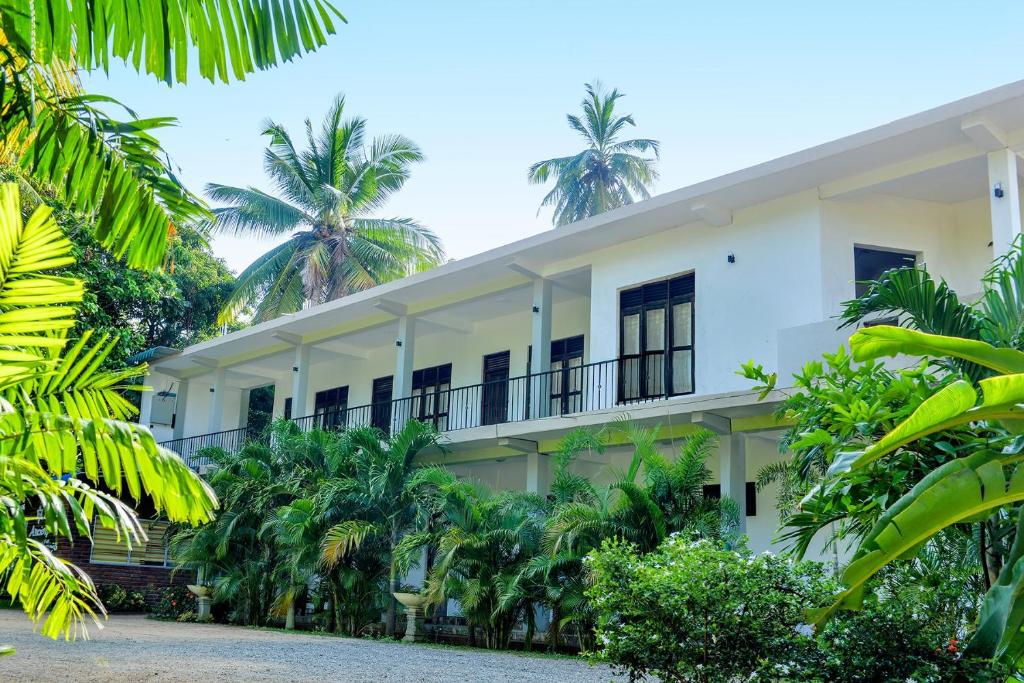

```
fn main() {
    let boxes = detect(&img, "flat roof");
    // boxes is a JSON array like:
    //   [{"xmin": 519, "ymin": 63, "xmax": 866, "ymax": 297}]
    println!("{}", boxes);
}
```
[{"xmin": 153, "ymin": 79, "xmax": 1024, "ymax": 372}]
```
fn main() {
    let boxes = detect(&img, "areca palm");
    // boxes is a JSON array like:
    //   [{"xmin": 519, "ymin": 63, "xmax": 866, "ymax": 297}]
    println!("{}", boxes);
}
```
[
  {"xmin": 320, "ymin": 420, "xmax": 441, "ymax": 636},
  {"xmin": 207, "ymin": 96, "xmax": 445, "ymax": 322},
  {"xmin": 0, "ymin": 1, "xmax": 344, "ymax": 269},
  {"xmin": 528, "ymin": 82, "xmax": 659, "ymax": 227}
]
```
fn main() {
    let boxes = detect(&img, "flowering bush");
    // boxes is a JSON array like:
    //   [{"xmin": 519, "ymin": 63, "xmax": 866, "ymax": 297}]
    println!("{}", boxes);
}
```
[
  {"xmin": 587, "ymin": 536, "xmax": 999, "ymax": 682},
  {"xmin": 150, "ymin": 585, "xmax": 195, "ymax": 621}
]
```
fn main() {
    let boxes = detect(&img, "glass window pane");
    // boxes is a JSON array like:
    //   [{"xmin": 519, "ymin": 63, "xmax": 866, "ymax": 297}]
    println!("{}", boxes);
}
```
[
  {"xmin": 621, "ymin": 358, "xmax": 640, "ymax": 400},
  {"xmin": 672, "ymin": 302, "xmax": 692, "ymax": 346},
  {"xmin": 622, "ymin": 313, "xmax": 641, "ymax": 355},
  {"xmin": 672, "ymin": 350, "xmax": 693, "ymax": 394},
  {"xmin": 646, "ymin": 308, "xmax": 665, "ymax": 351},
  {"xmin": 646, "ymin": 355, "xmax": 664, "ymax": 396}
]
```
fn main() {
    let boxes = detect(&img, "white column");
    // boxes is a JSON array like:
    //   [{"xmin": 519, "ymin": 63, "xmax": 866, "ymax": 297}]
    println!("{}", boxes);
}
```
[
  {"xmin": 530, "ymin": 279, "xmax": 553, "ymax": 419},
  {"xmin": 238, "ymin": 389, "xmax": 251, "ymax": 429},
  {"xmin": 172, "ymin": 379, "xmax": 190, "ymax": 440},
  {"xmin": 208, "ymin": 367, "xmax": 227, "ymax": 433},
  {"xmin": 525, "ymin": 452, "xmax": 549, "ymax": 495},
  {"xmin": 392, "ymin": 316, "xmax": 416, "ymax": 430},
  {"xmin": 720, "ymin": 433, "xmax": 747, "ymax": 532},
  {"xmin": 138, "ymin": 373, "xmax": 154, "ymax": 428},
  {"xmin": 291, "ymin": 343, "xmax": 311, "ymax": 418},
  {"xmin": 988, "ymin": 148, "xmax": 1022, "ymax": 259},
  {"xmin": 272, "ymin": 377, "xmax": 287, "ymax": 420}
]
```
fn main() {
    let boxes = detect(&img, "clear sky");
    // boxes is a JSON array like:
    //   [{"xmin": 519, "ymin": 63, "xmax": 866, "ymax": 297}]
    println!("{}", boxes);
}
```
[{"xmin": 83, "ymin": 1, "xmax": 1024, "ymax": 275}]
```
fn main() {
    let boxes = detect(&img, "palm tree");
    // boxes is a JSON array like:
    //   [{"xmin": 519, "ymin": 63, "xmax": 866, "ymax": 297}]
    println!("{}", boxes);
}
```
[
  {"xmin": 0, "ymin": 1, "xmax": 344, "ymax": 269},
  {"xmin": 0, "ymin": 183, "xmax": 218, "ymax": 647},
  {"xmin": 207, "ymin": 96, "xmax": 445, "ymax": 322},
  {"xmin": 528, "ymin": 82, "xmax": 659, "ymax": 227},
  {"xmin": 320, "ymin": 421, "xmax": 442, "ymax": 636}
]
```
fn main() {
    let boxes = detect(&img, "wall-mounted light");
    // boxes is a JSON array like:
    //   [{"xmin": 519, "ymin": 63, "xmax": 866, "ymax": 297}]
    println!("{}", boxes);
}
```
[
  {"xmin": 209, "ymin": 387, "xmax": 215, "ymax": 393},
  {"xmin": 995, "ymin": 182, "xmax": 1005, "ymax": 198},
  {"xmin": 727, "ymin": 253, "xmax": 736, "ymax": 264},
  {"xmin": 292, "ymin": 366, "xmax": 299, "ymax": 372},
  {"xmin": 396, "ymin": 340, "xmax": 403, "ymax": 347},
  {"xmin": 532, "ymin": 305, "xmax": 540, "ymax": 313}
]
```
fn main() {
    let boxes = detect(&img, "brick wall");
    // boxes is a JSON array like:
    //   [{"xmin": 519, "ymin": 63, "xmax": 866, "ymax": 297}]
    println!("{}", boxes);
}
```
[{"xmin": 55, "ymin": 526, "xmax": 194, "ymax": 607}]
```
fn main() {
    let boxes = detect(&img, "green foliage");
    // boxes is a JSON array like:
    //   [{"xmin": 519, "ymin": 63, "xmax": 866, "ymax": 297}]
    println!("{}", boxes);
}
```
[
  {"xmin": 0, "ymin": 182, "xmax": 218, "ymax": 645},
  {"xmin": 588, "ymin": 537, "xmax": 828, "ymax": 682},
  {"xmin": 528, "ymin": 82, "xmax": 659, "ymax": 226},
  {"xmin": 150, "ymin": 585, "xmax": 196, "ymax": 621},
  {"xmin": 207, "ymin": 95, "xmax": 445, "ymax": 322},
  {"xmin": 0, "ymin": 166, "xmax": 237, "ymax": 370},
  {"xmin": 95, "ymin": 584, "xmax": 147, "ymax": 613},
  {"xmin": 0, "ymin": 0, "xmax": 344, "ymax": 269},
  {"xmin": 587, "ymin": 536, "xmax": 997, "ymax": 682}
]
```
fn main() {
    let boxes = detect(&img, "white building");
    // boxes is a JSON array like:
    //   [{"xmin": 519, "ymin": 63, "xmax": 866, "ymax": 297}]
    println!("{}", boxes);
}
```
[{"xmin": 138, "ymin": 80, "xmax": 1024, "ymax": 558}]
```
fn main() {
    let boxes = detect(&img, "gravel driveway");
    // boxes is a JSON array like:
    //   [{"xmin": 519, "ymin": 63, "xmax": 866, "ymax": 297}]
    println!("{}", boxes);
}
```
[{"xmin": 0, "ymin": 612, "xmax": 617, "ymax": 682}]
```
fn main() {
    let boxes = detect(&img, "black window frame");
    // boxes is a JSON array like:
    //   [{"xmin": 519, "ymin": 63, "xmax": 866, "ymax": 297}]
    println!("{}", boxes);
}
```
[
  {"xmin": 618, "ymin": 273, "xmax": 695, "ymax": 402},
  {"xmin": 314, "ymin": 385, "xmax": 349, "ymax": 429},
  {"xmin": 481, "ymin": 351, "xmax": 511, "ymax": 426},
  {"xmin": 526, "ymin": 335, "xmax": 585, "ymax": 417},
  {"xmin": 371, "ymin": 376, "xmax": 393, "ymax": 433},
  {"xmin": 411, "ymin": 363, "xmax": 452, "ymax": 431}
]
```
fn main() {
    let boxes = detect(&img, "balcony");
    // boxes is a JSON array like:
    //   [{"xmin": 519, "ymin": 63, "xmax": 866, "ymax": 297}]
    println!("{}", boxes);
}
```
[{"xmin": 159, "ymin": 357, "xmax": 685, "ymax": 471}]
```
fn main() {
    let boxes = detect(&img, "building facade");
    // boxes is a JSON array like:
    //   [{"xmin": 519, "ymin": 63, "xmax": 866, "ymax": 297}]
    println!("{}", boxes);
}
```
[{"xmin": 138, "ymin": 80, "xmax": 1024, "ymax": 563}]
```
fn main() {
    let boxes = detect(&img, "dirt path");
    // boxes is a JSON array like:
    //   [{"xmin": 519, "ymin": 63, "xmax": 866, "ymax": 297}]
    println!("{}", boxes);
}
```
[{"xmin": 0, "ymin": 612, "xmax": 617, "ymax": 682}]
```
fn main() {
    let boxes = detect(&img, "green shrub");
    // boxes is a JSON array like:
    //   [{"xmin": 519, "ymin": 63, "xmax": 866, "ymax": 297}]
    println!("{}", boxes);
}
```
[
  {"xmin": 96, "ymin": 584, "xmax": 148, "ymax": 613},
  {"xmin": 150, "ymin": 585, "xmax": 195, "ymax": 621},
  {"xmin": 587, "ymin": 536, "xmax": 999, "ymax": 682},
  {"xmin": 587, "ymin": 536, "xmax": 827, "ymax": 682}
]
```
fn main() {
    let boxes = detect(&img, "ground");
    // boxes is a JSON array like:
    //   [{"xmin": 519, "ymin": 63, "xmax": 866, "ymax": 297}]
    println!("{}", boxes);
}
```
[{"xmin": 0, "ymin": 612, "xmax": 615, "ymax": 682}]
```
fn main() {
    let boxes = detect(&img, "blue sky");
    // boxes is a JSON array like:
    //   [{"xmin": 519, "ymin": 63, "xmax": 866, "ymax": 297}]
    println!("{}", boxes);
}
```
[{"xmin": 84, "ymin": 1, "xmax": 1024, "ymax": 274}]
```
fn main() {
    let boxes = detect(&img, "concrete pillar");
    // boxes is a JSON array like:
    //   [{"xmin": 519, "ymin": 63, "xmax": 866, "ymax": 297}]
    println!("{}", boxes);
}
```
[
  {"xmin": 172, "ymin": 379, "xmax": 189, "ymax": 440},
  {"xmin": 208, "ymin": 367, "xmax": 227, "ymax": 433},
  {"xmin": 720, "ymin": 434, "xmax": 747, "ymax": 532},
  {"xmin": 526, "ymin": 452, "xmax": 540, "ymax": 493},
  {"xmin": 291, "ymin": 343, "xmax": 311, "ymax": 418},
  {"xmin": 238, "ymin": 389, "xmax": 251, "ymax": 429},
  {"xmin": 392, "ymin": 316, "xmax": 416, "ymax": 430},
  {"xmin": 988, "ymin": 148, "xmax": 1022, "ymax": 259},
  {"xmin": 272, "ymin": 377, "xmax": 287, "ymax": 420},
  {"xmin": 529, "ymin": 279, "xmax": 553, "ymax": 419}
]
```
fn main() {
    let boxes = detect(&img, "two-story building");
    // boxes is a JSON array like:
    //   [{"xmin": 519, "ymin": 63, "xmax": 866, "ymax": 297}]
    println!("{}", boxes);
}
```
[{"xmin": 136, "ymin": 79, "xmax": 1024, "ymax": 561}]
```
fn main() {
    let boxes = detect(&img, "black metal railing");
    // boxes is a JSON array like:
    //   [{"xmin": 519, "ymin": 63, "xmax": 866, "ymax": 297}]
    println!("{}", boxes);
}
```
[
  {"xmin": 161, "ymin": 357, "xmax": 682, "ymax": 470},
  {"xmin": 159, "ymin": 426, "xmax": 259, "ymax": 471}
]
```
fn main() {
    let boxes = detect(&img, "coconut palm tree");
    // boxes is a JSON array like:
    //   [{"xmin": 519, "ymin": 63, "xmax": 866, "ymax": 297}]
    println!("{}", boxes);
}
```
[
  {"xmin": 0, "ymin": 1, "xmax": 344, "ymax": 269},
  {"xmin": 207, "ymin": 95, "xmax": 445, "ymax": 322},
  {"xmin": 528, "ymin": 82, "xmax": 660, "ymax": 227}
]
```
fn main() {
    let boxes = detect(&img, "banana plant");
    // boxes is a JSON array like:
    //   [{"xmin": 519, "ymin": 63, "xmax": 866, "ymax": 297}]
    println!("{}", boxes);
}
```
[
  {"xmin": 0, "ymin": 182, "xmax": 218, "ymax": 643},
  {"xmin": 810, "ymin": 324, "xmax": 1024, "ymax": 664}
]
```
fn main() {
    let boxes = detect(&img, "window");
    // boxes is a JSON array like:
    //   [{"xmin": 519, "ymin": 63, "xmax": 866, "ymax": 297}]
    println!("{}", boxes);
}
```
[
  {"xmin": 284, "ymin": 397, "xmax": 292, "ymax": 420},
  {"xmin": 411, "ymin": 364, "xmax": 452, "ymax": 431},
  {"xmin": 619, "ymin": 274, "xmax": 694, "ymax": 401},
  {"xmin": 853, "ymin": 246, "xmax": 917, "ymax": 298},
  {"xmin": 314, "ymin": 386, "xmax": 348, "ymax": 429},
  {"xmin": 481, "ymin": 351, "xmax": 511, "ymax": 426},
  {"xmin": 702, "ymin": 483, "xmax": 757, "ymax": 517},
  {"xmin": 90, "ymin": 518, "xmax": 173, "ymax": 567},
  {"xmin": 371, "ymin": 376, "xmax": 393, "ymax": 432},
  {"xmin": 527, "ymin": 335, "xmax": 585, "ymax": 417}
]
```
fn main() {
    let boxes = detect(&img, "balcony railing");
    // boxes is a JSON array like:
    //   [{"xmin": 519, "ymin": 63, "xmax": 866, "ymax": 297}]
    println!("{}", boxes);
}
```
[{"xmin": 160, "ymin": 357, "xmax": 681, "ymax": 468}]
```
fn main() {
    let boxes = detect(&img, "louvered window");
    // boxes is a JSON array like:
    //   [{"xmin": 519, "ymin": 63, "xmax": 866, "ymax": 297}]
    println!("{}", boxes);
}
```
[
  {"xmin": 314, "ymin": 386, "xmax": 348, "ymax": 429},
  {"xmin": 90, "ymin": 519, "xmax": 173, "ymax": 567}
]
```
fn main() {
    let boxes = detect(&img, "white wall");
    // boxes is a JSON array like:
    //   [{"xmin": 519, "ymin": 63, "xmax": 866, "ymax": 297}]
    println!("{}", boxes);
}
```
[
  {"xmin": 819, "ymin": 195, "xmax": 991, "ymax": 317},
  {"xmin": 587, "ymin": 191, "xmax": 825, "ymax": 396}
]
